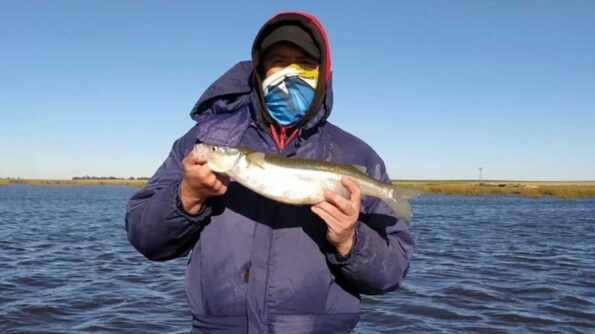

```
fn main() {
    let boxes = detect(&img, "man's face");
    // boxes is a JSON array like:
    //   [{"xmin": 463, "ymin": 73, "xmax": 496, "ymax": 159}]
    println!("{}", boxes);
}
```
[{"xmin": 261, "ymin": 42, "xmax": 319, "ymax": 78}]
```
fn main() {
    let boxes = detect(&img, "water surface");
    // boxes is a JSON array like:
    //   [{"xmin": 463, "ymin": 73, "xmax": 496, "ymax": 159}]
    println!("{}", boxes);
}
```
[{"xmin": 0, "ymin": 185, "xmax": 593, "ymax": 333}]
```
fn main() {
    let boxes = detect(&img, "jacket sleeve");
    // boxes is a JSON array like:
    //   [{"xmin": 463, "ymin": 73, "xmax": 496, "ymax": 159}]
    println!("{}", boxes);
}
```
[
  {"xmin": 125, "ymin": 126, "xmax": 212, "ymax": 261},
  {"xmin": 326, "ymin": 159, "xmax": 415, "ymax": 295}
]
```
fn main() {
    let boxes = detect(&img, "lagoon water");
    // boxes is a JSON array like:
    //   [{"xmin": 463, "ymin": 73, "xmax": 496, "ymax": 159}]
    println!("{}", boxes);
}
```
[{"xmin": 0, "ymin": 184, "xmax": 593, "ymax": 333}]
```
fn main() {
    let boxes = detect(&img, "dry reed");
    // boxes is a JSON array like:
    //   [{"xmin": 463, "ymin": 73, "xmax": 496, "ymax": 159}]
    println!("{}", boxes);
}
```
[
  {"xmin": 393, "ymin": 180, "xmax": 595, "ymax": 199},
  {"xmin": 3, "ymin": 178, "xmax": 594, "ymax": 199},
  {"xmin": 2, "ymin": 178, "xmax": 146, "ymax": 187}
]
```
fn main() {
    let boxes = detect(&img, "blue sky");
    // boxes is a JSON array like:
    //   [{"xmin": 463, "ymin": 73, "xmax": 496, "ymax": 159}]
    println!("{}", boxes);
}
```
[{"xmin": 1, "ymin": 1, "xmax": 594, "ymax": 180}]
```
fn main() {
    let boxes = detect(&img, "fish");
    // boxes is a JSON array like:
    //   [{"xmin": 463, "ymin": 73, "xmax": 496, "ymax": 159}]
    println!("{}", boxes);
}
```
[{"xmin": 194, "ymin": 143, "xmax": 419, "ymax": 222}]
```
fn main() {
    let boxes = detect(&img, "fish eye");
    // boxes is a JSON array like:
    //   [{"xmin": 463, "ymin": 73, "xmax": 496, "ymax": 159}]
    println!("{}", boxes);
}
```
[{"xmin": 210, "ymin": 146, "xmax": 216, "ymax": 152}]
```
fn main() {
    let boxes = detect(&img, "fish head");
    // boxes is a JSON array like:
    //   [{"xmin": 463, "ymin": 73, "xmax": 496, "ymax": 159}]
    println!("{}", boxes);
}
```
[{"xmin": 194, "ymin": 143, "xmax": 242, "ymax": 173}]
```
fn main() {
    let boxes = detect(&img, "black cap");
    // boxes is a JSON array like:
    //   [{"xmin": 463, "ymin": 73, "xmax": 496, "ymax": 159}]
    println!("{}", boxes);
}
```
[{"xmin": 260, "ymin": 24, "xmax": 320, "ymax": 60}]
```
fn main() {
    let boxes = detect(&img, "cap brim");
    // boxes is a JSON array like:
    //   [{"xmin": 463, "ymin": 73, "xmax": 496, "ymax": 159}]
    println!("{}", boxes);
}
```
[{"xmin": 260, "ymin": 25, "xmax": 320, "ymax": 60}]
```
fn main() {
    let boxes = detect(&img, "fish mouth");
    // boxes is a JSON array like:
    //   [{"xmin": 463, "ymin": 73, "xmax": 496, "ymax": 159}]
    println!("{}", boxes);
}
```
[
  {"xmin": 194, "ymin": 143, "xmax": 241, "ymax": 173},
  {"xmin": 194, "ymin": 143, "xmax": 212, "ymax": 162}
]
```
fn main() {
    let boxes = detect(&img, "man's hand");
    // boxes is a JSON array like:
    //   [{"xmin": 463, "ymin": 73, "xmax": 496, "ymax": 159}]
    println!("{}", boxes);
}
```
[
  {"xmin": 311, "ymin": 176, "xmax": 361, "ymax": 257},
  {"xmin": 180, "ymin": 149, "xmax": 229, "ymax": 215}
]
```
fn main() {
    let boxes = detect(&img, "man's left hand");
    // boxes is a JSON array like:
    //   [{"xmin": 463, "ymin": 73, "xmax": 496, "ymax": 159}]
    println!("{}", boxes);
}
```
[{"xmin": 311, "ymin": 176, "xmax": 361, "ymax": 257}]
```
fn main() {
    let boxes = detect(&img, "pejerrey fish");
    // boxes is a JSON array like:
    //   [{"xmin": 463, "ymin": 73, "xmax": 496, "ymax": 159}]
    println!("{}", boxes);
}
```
[{"xmin": 194, "ymin": 143, "xmax": 419, "ymax": 222}]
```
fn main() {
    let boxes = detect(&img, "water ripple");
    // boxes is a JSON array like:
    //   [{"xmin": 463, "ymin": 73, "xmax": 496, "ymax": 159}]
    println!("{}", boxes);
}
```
[{"xmin": 1, "ymin": 186, "xmax": 594, "ymax": 333}]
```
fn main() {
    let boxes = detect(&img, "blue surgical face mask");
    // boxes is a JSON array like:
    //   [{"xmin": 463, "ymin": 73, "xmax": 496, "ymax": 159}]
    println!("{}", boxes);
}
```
[{"xmin": 262, "ymin": 64, "xmax": 319, "ymax": 126}]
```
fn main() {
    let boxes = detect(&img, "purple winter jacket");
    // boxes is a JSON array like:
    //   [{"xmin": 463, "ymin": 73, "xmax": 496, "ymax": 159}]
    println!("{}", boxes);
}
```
[{"xmin": 126, "ymin": 13, "xmax": 414, "ymax": 334}]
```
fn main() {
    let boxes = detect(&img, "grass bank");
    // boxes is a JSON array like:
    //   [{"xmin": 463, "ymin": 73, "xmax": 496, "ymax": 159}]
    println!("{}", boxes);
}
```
[
  {"xmin": 2, "ymin": 178, "xmax": 594, "ymax": 199},
  {"xmin": 1, "ymin": 178, "xmax": 146, "ymax": 187},
  {"xmin": 393, "ymin": 180, "xmax": 595, "ymax": 199}
]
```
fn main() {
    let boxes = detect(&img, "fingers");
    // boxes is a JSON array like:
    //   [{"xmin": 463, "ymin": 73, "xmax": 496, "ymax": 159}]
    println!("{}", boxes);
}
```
[
  {"xmin": 198, "ymin": 172, "xmax": 226, "ymax": 194},
  {"xmin": 312, "ymin": 183, "xmax": 359, "ymax": 256},
  {"xmin": 203, "ymin": 169, "xmax": 229, "ymax": 194},
  {"xmin": 341, "ymin": 176, "xmax": 362, "ymax": 202},
  {"xmin": 210, "ymin": 174, "xmax": 229, "ymax": 195},
  {"xmin": 311, "ymin": 205, "xmax": 342, "ymax": 229},
  {"xmin": 183, "ymin": 149, "xmax": 205, "ymax": 169},
  {"xmin": 183, "ymin": 150, "xmax": 213, "ymax": 178},
  {"xmin": 322, "ymin": 189, "xmax": 354, "ymax": 217},
  {"xmin": 311, "ymin": 177, "xmax": 362, "ymax": 228},
  {"xmin": 312, "ymin": 201, "xmax": 345, "ymax": 225},
  {"xmin": 215, "ymin": 172, "xmax": 230, "ymax": 187},
  {"xmin": 322, "ymin": 177, "xmax": 362, "ymax": 217},
  {"xmin": 181, "ymin": 149, "xmax": 228, "ymax": 198}
]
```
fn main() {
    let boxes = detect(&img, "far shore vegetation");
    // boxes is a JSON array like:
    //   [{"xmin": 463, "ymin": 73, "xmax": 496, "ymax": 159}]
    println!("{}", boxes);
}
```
[
  {"xmin": 2, "ymin": 177, "xmax": 594, "ymax": 199},
  {"xmin": 392, "ymin": 180, "xmax": 595, "ymax": 199},
  {"xmin": 0, "ymin": 176, "xmax": 147, "ymax": 187}
]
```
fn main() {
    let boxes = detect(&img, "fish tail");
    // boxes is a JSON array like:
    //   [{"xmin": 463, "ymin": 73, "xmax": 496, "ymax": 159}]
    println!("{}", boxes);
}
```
[{"xmin": 385, "ymin": 186, "xmax": 422, "ymax": 224}]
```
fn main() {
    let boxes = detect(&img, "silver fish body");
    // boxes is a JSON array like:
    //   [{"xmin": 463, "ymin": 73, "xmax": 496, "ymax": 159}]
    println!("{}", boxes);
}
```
[{"xmin": 194, "ymin": 143, "xmax": 418, "ymax": 222}]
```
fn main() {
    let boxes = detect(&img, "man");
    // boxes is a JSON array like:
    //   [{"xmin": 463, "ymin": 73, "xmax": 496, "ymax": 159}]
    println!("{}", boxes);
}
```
[{"xmin": 126, "ymin": 11, "xmax": 414, "ymax": 333}]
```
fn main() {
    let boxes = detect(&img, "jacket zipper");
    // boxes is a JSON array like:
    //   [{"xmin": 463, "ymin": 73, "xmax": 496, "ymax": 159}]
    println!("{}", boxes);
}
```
[
  {"xmin": 270, "ymin": 123, "xmax": 299, "ymax": 152},
  {"xmin": 279, "ymin": 126, "xmax": 287, "ymax": 150}
]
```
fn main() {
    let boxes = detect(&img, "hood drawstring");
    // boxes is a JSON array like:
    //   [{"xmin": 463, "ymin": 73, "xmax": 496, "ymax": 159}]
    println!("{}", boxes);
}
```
[{"xmin": 270, "ymin": 123, "xmax": 299, "ymax": 151}]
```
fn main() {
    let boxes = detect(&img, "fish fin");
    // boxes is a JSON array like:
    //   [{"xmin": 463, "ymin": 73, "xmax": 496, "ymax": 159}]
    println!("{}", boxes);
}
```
[
  {"xmin": 246, "ymin": 152, "xmax": 266, "ymax": 169},
  {"xmin": 392, "ymin": 186, "xmax": 422, "ymax": 200},
  {"xmin": 385, "ymin": 186, "xmax": 422, "ymax": 224},
  {"xmin": 352, "ymin": 164, "xmax": 367, "ymax": 174}
]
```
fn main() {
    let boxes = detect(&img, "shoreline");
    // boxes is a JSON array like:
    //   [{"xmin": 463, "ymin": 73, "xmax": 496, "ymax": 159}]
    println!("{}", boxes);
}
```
[
  {"xmin": 392, "ymin": 180, "xmax": 595, "ymax": 199},
  {"xmin": 0, "ymin": 178, "xmax": 146, "ymax": 187},
  {"xmin": 2, "ymin": 178, "xmax": 594, "ymax": 198}
]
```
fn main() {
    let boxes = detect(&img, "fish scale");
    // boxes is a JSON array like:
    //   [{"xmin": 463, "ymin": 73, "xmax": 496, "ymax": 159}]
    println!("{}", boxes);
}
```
[{"xmin": 195, "ymin": 143, "xmax": 418, "ymax": 223}]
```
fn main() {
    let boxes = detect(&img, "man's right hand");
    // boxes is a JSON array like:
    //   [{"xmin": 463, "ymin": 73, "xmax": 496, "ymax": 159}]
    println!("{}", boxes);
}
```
[{"xmin": 179, "ymin": 149, "xmax": 230, "ymax": 215}]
